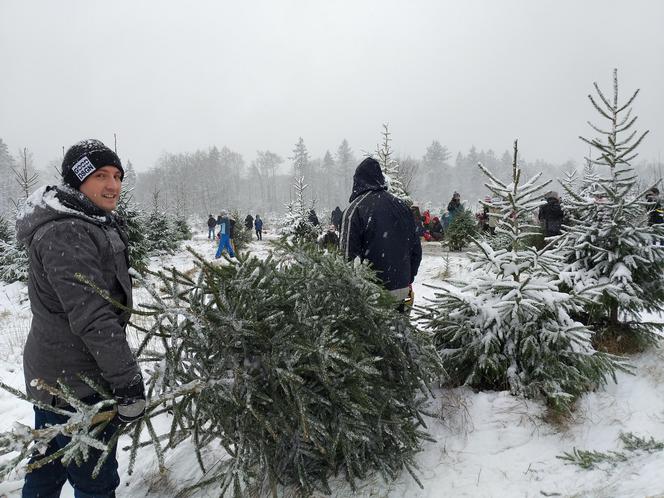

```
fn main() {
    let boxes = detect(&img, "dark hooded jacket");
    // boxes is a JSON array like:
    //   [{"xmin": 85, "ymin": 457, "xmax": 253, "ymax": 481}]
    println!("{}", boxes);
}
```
[
  {"xmin": 538, "ymin": 197, "xmax": 564, "ymax": 236},
  {"xmin": 16, "ymin": 185, "xmax": 141, "ymax": 404},
  {"xmin": 340, "ymin": 158, "xmax": 422, "ymax": 291},
  {"xmin": 330, "ymin": 206, "xmax": 343, "ymax": 230}
]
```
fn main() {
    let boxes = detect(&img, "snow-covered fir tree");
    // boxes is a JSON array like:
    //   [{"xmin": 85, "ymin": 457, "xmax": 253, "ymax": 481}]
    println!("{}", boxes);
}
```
[
  {"xmin": 115, "ymin": 190, "xmax": 150, "ymax": 274},
  {"xmin": 445, "ymin": 209, "xmax": 477, "ymax": 251},
  {"xmin": 144, "ymin": 190, "xmax": 179, "ymax": 255},
  {"xmin": 281, "ymin": 139, "xmax": 320, "ymax": 243},
  {"xmin": 123, "ymin": 159, "xmax": 137, "ymax": 192},
  {"xmin": 172, "ymin": 196, "xmax": 192, "ymax": 242},
  {"xmin": 559, "ymin": 69, "xmax": 664, "ymax": 346},
  {"xmin": 0, "ymin": 152, "xmax": 38, "ymax": 283},
  {"xmin": 375, "ymin": 123, "xmax": 411, "ymax": 204},
  {"xmin": 417, "ymin": 140, "xmax": 623, "ymax": 410}
]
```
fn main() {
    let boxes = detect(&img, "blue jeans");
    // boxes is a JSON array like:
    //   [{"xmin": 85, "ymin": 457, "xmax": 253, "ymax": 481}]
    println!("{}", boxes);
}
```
[
  {"xmin": 215, "ymin": 234, "xmax": 235, "ymax": 258},
  {"xmin": 22, "ymin": 399, "xmax": 120, "ymax": 498},
  {"xmin": 208, "ymin": 227, "xmax": 215, "ymax": 239}
]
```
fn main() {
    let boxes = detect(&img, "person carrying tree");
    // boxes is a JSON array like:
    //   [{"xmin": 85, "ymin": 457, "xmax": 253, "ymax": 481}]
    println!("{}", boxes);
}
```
[
  {"xmin": 340, "ymin": 157, "xmax": 422, "ymax": 313},
  {"xmin": 216, "ymin": 210, "xmax": 236, "ymax": 258},
  {"xmin": 16, "ymin": 139, "xmax": 145, "ymax": 497}
]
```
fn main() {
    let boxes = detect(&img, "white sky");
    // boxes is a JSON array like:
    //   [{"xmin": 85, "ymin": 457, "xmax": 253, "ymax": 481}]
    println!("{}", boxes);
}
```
[{"xmin": 1, "ymin": 0, "xmax": 663, "ymax": 172}]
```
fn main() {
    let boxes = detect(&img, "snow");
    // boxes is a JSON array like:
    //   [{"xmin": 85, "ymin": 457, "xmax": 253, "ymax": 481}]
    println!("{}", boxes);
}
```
[{"xmin": 1, "ymin": 233, "xmax": 664, "ymax": 497}]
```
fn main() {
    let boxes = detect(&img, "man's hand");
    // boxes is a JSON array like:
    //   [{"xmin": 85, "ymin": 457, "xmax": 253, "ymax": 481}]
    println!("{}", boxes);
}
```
[{"xmin": 113, "ymin": 378, "xmax": 146, "ymax": 423}]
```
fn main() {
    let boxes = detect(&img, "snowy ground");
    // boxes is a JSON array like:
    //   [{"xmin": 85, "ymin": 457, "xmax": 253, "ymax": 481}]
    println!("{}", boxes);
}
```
[{"xmin": 2, "ymin": 233, "xmax": 664, "ymax": 497}]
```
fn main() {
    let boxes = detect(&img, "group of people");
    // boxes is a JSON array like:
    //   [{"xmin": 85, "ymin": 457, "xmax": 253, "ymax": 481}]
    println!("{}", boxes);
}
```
[{"xmin": 206, "ymin": 212, "xmax": 265, "ymax": 259}]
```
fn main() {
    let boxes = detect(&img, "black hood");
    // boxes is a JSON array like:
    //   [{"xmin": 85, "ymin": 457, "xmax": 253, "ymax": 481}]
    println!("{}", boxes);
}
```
[{"xmin": 349, "ymin": 157, "xmax": 387, "ymax": 202}]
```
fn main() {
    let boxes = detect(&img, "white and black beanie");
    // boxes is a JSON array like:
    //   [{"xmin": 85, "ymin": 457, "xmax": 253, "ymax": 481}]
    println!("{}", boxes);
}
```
[{"xmin": 61, "ymin": 139, "xmax": 124, "ymax": 190}]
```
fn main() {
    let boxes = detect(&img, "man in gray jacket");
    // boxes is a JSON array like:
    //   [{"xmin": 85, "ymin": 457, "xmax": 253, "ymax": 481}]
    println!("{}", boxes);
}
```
[{"xmin": 16, "ymin": 139, "xmax": 145, "ymax": 497}]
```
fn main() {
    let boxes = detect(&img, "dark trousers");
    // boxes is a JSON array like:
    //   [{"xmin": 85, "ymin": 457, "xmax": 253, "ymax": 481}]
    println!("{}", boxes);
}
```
[
  {"xmin": 22, "ymin": 400, "xmax": 120, "ymax": 498},
  {"xmin": 255, "ymin": 229, "xmax": 262, "ymax": 240}
]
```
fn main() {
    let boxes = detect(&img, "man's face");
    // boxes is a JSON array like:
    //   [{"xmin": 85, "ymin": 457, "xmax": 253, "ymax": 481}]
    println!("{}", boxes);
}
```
[{"xmin": 79, "ymin": 165, "xmax": 122, "ymax": 212}]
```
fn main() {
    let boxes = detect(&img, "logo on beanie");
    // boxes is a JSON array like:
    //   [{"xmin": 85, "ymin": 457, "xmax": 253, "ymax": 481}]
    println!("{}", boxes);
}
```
[{"xmin": 71, "ymin": 156, "xmax": 96, "ymax": 182}]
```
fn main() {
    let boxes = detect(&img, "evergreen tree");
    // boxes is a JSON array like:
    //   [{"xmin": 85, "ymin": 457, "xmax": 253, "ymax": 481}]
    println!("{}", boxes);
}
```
[
  {"xmin": 559, "ymin": 69, "xmax": 664, "ymax": 345},
  {"xmin": 281, "ymin": 139, "xmax": 320, "ymax": 244},
  {"xmin": 281, "ymin": 175, "xmax": 320, "ymax": 244},
  {"xmin": 123, "ymin": 159, "xmax": 137, "ymax": 192},
  {"xmin": 418, "ymin": 140, "xmax": 450, "ymax": 202},
  {"xmin": 0, "ymin": 139, "xmax": 17, "ymax": 218},
  {"xmin": 445, "ymin": 209, "xmax": 477, "ymax": 251},
  {"xmin": 144, "ymin": 190, "xmax": 179, "ymax": 255},
  {"xmin": 375, "ymin": 124, "xmax": 411, "ymax": 204},
  {"xmin": 336, "ymin": 139, "xmax": 355, "ymax": 203},
  {"xmin": 230, "ymin": 209, "xmax": 251, "ymax": 252},
  {"xmin": 321, "ymin": 150, "xmax": 335, "ymax": 208},
  {"xmin": 115, "ymin": 190, "xmax": 150, "ymax": 274},
  {"xmin": 417, "ymin": 140, "xmax": 623, "ymax": 410}
]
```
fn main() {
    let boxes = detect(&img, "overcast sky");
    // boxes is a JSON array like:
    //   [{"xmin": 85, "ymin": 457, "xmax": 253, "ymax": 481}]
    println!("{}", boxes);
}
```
[{"xmin": 1, "ymin": 0, "xmax": 663, "ymax": 173}]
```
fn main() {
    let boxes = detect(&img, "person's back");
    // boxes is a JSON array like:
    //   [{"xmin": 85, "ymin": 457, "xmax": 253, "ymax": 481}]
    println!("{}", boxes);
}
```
[
  {"xmin": 340, "ymin": 157, "xmax": 422, "ymax": 295},
  {"xmin": 539, "ymin": 192, "xmax": 564, "ymax": 236},
  {"xmin": 331, "ymin": 206, "xmax": 343, "ymax": 231}
]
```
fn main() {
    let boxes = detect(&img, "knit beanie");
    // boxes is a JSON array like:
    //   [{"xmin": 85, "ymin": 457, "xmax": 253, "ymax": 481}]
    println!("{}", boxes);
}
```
[{"xmin": 61, "ymin": 139, "xmax": 124, "ymax": 190}]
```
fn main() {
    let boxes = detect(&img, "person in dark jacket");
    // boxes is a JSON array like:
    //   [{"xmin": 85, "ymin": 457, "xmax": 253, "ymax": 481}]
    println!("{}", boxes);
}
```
[
  {"xmin": 16, "ymin": 139, "xmax": 145, "ymax": 497},
  {"xmin": 244, "ymin": 214, "xmax": 254, "ymax": 231},
  {"xmin": 319, "ymin": 224, "xmax": 340, "ymax": 251},
  {"xmin": 429, "ymin": 216, "xmax": 444, "ymax": 241},
  {"xmin": 646, "ymin": 187, "xmax": 664, "ymax": 226},
  {"xmin": 207, "ymin": 214, "xmax": 217, "ymax": 239},
  {"xmin": 330, "ymin": 206, "xmax": 343, "ymax": 231},
  {"xmin": 538, "ymin": 190, "xmax": 565, "ymax": 236},
  {"xmin": 340, "ymin": 157, "xmax": 422, "ymax": 312},
  {"xmin": 254, "ymin": 214, "xmax": 263, "ymax": 240},
  {"xmin": 308, "ymin": 209, "xmax": 320, "ymax": 226}
]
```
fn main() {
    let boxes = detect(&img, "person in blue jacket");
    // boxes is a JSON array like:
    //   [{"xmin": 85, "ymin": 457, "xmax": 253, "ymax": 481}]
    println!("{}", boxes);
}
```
[
  {"xmin": 340, "ymin": 157, "xmax": 422, "ymax": 312},
  {"xmin": 254, "ymin": 215, "xmax": 263, "ymax": 241},
  {"xmin": 215, "ymin": 210, "xmax": 236, "ymax": 258}
]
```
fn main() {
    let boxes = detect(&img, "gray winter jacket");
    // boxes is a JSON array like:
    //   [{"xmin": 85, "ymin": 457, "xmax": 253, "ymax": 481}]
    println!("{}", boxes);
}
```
[{"xmin": 16, "ymin": 185, "xmax": 141, "ymax": 404}]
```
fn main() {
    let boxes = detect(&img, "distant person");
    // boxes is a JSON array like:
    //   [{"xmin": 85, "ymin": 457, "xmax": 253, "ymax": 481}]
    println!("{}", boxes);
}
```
[
  {"xmin": 16, "ymin": 139, "xmax": 144, "ymax": 497},
  {"xmin": 215, "ymin": 210, "xmax": 236, "ymax": 258},
  {"xmin": 446, "ymin": 192, "xmax": 463, "ymax": 228},
  {"xmin": 340, "ymin": 157, "xmax": 422, "ymax": 313},
  {"xmin": 410, "ymin": 205, "xmax": 425, "ymax": 237},
  {"xmin": 308, "ymin": 209, "xmax": 320, "ymax": 226},
  {"xmin": 645, "ymin": 187, "xmax": 663, "ymax": 226},
  {"xmin": 330, "ymin": 206, "xmax": 343, "ymax": 231},
  {"xmin": 254, "ymin": 214, "xmax": 263, "ymax": 241},
  {"xmin": 319, "ymin": 224, "xmax": 340, "ymax": 251},
  {"xmin": 429, "ymin": 216, "xmax": 444, "ymax": 241},
  {"xmin": 538, "ymin": 190, "xmax": 564, "ymax": 236},
  {"xmin": 244, "ymin": 214, "xmax": 254, "ymax": 232},
  {"xmin": 207, "ymin": 214, "xmax": 217, "ymax": 239}
]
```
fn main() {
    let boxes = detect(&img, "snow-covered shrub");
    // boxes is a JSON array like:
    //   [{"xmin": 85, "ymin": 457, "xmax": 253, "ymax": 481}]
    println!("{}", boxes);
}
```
[
  {"xmin": 417, "ymin": 141, "xmax": 624, "ymax": 410},
  {"xmin": 445, "ymin": 209, "xmax": 477, "ymax": 251},
  {"xmin": 559, "ymin": 69, "xmax": 664, "ymax": 346}
]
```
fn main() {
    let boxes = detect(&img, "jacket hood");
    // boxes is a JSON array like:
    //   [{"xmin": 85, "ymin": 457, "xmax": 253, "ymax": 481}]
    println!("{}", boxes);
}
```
[
  {"xmin": 349, "ymin": 157, "xmax": 387, "ymax": 202},
  {"xmin": 16, "ymin": 185, "xmax": 116, "ymax": 247}
]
